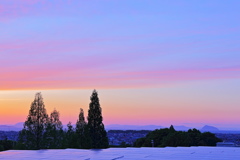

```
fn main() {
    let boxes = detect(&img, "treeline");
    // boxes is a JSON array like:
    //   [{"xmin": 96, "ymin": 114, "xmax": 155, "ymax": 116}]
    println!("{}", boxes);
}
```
[
  {"xmin": 134, "ymin": 125, "xmax": 222, "ymax": 147},
  {"xmin": 0, "ymin": 140, "xmax": 16, "ymax": 151},
  {"xmin": 16, "ymin": 90, "xmax": 108, "ymax": 150}
]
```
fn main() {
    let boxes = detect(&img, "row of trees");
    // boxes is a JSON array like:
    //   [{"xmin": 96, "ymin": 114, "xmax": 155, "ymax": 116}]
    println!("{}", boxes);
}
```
[
  {"xmin": 0, "ymin": 139, "xmax": 16, "ymax": 151},
  {"xmin": 134, "ymin": 125, "xmax": 222, "ymax": 147},
  {"xmin": 17, "ymin": 90, "xmax": 109, "ymax": 149}
]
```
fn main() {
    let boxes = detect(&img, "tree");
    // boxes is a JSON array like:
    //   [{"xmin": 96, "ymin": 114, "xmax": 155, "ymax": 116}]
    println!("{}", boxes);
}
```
[
  {"xmin": 66, "ymin": 122, "xmax": 77, "ymax": 148},
  {"xmin": 134, "ymin": 126, "xmax": 222, "ymax": 147},
  {"xmin": 50, "ymin": 109, "xmax": 63, "ymax": 130},
  {"xmin": 76, "ymin": 108, "xmax": 91, "ymax": 148},
  {"xmin": 76, "ymin": 108, "xmax": 86, "ymax": 133},
  {"xmin": 0, "ymin": 140, "xmax": 16, "ymax": 151},
  {"xmin": 20, "ymin": 92, "xmax": 49, "ymax": 149},
  {"xmin": 87, "ymin": 90, "xmax": 109, "ymax": 148},
  {"xmin": 169, "ymin": 125, "xmax": 176, "ymax": 132},
  {"xmin": 43, "ymin": 109, "xmax": 64, "ymax": 148}
]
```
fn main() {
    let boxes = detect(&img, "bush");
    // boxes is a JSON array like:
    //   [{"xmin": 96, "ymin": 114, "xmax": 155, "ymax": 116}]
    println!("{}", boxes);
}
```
[
  {"xmin": 0, "ymin": 140, "xmax": 16, "ymax": 151},
  {"xmin": 0, "ymin": 145, "xmax": 4, "ymax": 151}
]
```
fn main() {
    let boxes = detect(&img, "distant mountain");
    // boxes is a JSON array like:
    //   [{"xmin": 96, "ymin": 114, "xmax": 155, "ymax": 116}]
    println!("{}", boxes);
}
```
[
  {"xmin": 13, "ymin": 122, "xmax": 24, "ymax": 128},
  {"xmin": 201, "ymin": 125, "xmax": 219, "ymax": 132},
  {"xmin": 106, "ymin": 124, "xmax": 191, "ymax": 131},
  {"xmin": 0, "ymin": 125, "xmax": 22, "ymax": 131},
  {"xmin": 106, "ymin": 124, "xmax": 163, "ymax": 130},
  {"xmin": 0, "ymin": 123, "xmax": 231, "ymax": 133},
  {"xmin": 0, "ymin": 122, "xmax": 24, "ymax": 131},
  {"xmin": 1, "ymin": 123, "xmax": 188, "ymax": 131},
  {"xmin": 173, "ymin": 125, "xmax": 191, "ymax": 131},
  {"xmin": 0, "ymin": 122, "xmax": 71, "ymax": 131}
]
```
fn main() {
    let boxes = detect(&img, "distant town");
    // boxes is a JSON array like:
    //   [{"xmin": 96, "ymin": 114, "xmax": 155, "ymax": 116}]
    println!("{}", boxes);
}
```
[
  {"xmin": 1, "ymin": 122, "xmax": 240, "ymax": 147},
  {"xmin": 1, "ymin": 130, "xmax": 240, "ymax": 147}
]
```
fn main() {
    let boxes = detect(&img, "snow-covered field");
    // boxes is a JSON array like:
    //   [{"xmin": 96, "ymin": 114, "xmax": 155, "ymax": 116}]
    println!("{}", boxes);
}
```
[{"xmin": 0, "ymin": 147, "xmax": 239, "ymax": 160}]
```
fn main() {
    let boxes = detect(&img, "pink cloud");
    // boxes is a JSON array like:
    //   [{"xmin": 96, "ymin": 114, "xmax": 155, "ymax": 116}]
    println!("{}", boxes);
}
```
[
  {"xmin": 1, "ymin": 63, "xmax": 239, "ymax": 90},
  {"xmin": 1, "ymin": 33, "xmax": 240, "ymax": 90}
]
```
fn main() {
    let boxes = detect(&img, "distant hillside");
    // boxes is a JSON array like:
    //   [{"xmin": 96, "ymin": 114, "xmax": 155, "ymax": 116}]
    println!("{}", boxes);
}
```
[
  {"xmin": 0, "ymin": 122, "xmax": 23, "ymax": 131},
  {"xmin": 1, "ymin": 123, "xmax": 239, "ymax": 133},
  {"xmin": 201, "ymin": 125, "xmax": 219, "ymax": 132},
  {"xmin": 106, "ymin": 124, "xmax": 191, "ymax": 131},
  {"xmin": 13, "ymin": 122, "xmax": 24, "ymax": 128},
  {"xmin": 106, "ymin": 124, "xmax": 163, "ymax": 130},
  {"xmin": 173, "ymin": 125, "xmax": 191, "ymax": 131},
  {"xmin": 0, "ymin": 125, "xmax": 22, "ymax": 131}
]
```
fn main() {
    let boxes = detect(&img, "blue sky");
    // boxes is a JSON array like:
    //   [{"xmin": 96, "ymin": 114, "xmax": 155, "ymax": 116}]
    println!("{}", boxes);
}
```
[{"xmin": 0, "ymin": 0, "xmax": 240, "ymax": 129}]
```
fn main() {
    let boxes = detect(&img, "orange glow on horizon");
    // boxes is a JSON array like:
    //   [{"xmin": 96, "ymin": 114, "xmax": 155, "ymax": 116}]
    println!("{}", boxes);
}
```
[{"xmin": 1, "ymin": 79, "xmax": 240, "ymax": 130}]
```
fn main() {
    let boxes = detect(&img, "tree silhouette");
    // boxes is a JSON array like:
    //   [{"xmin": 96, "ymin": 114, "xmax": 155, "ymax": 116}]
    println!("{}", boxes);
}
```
[
  {"xmin": 66, "ymin": 122, "xmax": 77, "ymax": 148},
  {"xmin": 21, "ymin": 92, "xmax": 49, "ymax": 149},
  {"xmin": 87, "ymin": 90, "xmax": 109, "ymax": 148},
  {"xmin": 76, "ymin": 108, "xmax": 86, "ymax": 132},
  {"xmin": 43, "ymin": 109, "xmax": 64, "ymax": 148},
  {"xmin": 134, "ymin": 126, "xmax": 222, "ymax": 147},
  {"xmin": 76, "ymin": 108, "xmax": 91, "ymax": 148},
  {"xmin": 17, "ymin": 91, "xmax": 109, "ymax": 150},
  {"xmin": 50, "ymin": 109, "xmax": 63, "ymax": 130}
]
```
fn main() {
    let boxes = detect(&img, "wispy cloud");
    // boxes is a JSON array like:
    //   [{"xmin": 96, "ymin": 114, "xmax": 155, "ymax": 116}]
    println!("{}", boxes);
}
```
[
  {"xmin": 1, "ymin": 60, "xmax": 239, "ymax": 90},
  {"xmin": 1, "ymin": 0, "xmax": 240, "ymax": 90},
  {"xmin": 1, "ymin": 33, "xmax": 240, "ymax": 90}
]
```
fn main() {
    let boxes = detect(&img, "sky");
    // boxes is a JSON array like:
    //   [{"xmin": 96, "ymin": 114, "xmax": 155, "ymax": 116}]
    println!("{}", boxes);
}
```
[{"xmin": 0, "ymin": 0, "xmax": 240, "ymax": 130}]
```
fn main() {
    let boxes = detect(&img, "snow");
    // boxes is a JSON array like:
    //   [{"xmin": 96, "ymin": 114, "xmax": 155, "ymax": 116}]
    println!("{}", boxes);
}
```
[{"xmin": 0, "ymin": 147, "xmax": 240, "ymax": 160}]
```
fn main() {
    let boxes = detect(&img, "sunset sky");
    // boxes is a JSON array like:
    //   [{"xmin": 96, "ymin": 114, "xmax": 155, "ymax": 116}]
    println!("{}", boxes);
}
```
[{"xmin": 0, "ymin": 0, "xmax": 240, "ymax": 130}]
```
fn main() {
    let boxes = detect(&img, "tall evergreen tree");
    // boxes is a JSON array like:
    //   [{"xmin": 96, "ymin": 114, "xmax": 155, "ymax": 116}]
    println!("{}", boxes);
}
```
[
  {"xmin": 76, "ymin": 108, "xmax": 86, "ymax": 130},
  {"xmin": 76, "ymin": 108, "xmax": 91, "ymax": 149},
  {"xmin": 44, "ymin": 109, "xmax": 64, "ymax": 148},
  {"xmin": 20, "ymin": 92, "xmax": 48, "ymax": 149},
  {"xmin": 87, "ymin": 90, "xmax": 109, "ymax": 148},
  {"xmin": 50, "ymin": 109, "xmax": 63, "ymax": 130}
]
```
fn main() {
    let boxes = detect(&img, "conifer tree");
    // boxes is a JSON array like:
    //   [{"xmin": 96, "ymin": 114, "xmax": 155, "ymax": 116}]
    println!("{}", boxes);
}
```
[
  {"xmin": 87, "ymin": 90, "xmax": 109, "ymax": 148},
  {"xmin": 50, "ymin": 109, "xmax": 63, "ymax": 130},
  {"xmin": 76, "ymin": 108, "xmax": 86, "ymax": 132},
  {"xmin": 20, "ymin": 92, "xmax": 48, "ymax": 149},
  {"xmin": 76, "ymin": 108, "xmax": 91, "ymax": 149},
  {"xmin": 169, "ymin": 125, "xmax": 176, "ymax": 132},
  {"xmin": 44, "ymin": 109, "xmax": 64, "ymax": 148},
  {"xmin": 66, "ymin": 122, "xmax": 77, "ymax": 148}
]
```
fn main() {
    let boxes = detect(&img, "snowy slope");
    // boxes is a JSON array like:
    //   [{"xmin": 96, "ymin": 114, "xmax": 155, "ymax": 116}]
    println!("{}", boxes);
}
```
[{"xmin": 0, "ymin": 147, "xmax": 239, "ymax": 160}]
